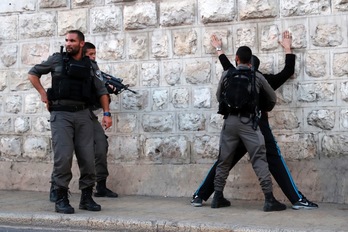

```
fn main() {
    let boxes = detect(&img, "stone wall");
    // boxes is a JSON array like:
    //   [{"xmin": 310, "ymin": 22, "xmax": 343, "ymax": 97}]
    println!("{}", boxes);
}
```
[{"xmin": 0, "ymin": 0, "xmax": 347, "ymax": 204}]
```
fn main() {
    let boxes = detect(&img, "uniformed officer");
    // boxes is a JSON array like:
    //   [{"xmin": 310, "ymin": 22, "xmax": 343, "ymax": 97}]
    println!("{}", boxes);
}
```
[
  {"xmin": 28, "ymin": 30, "xmax": 112, "ymax": 214},
  {"xmin": 212, "ymin": 46, "xmax": 286, "ymax": 211}
]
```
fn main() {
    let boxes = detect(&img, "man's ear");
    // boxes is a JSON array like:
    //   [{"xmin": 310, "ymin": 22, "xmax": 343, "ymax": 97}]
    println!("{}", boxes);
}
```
[{"xmin": 80, "ymin": 41, "xmax": 85, "ymax": 48}]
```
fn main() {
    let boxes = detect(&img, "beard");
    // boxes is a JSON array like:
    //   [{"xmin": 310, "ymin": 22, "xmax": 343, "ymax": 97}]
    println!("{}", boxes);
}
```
[{"xmin": 66, "ymin": 46, "xmax": 80, "ymax": 56}]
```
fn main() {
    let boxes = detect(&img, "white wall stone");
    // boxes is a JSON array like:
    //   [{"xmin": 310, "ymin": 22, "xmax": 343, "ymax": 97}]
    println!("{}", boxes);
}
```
[
  {"xmin": 39, "ymin": 0, "xmax": 67, "ymax": 8},
  {"xmin": 239, "ymin": 0, "xmax": 278, "ymax": 20},
  {"xmin": 0, "ymin": 15, "xmax": 18, "ymax": 41},
  {"xmin": 0, "ymin": 45, "xmax": 18, "ymax": 68},
  {"xmin": 58, "ymin": 9, "xmax": 88, "ymax": 35},
  {"xmin": 90, "ymin": 6, "xmax": 122, "ymax": 34},
  {"xmin": 151, "ymin": 30, "xmax": 170, "ymax": 58},
  {"xmin": 199, "ymin": 0, "xmax": 235, "ymax": 24},
  {"xmin": 160, "ymin": 1, "xmax": 195, "ymax": 27},
  {"xmin": 307, "ymin": 109, "xmax": 335, "ymax": 130},
  {"xmin": 281, "ymin": 0, "xmax": 330, "ymax": 16},
  {"xmin": 124, "ymin": 2, "xmax": 157, "ymax": 30},
  {"xmin": 0, "ymin": 1, "xmax": 35, "ymax": 14},
  {"xmin": 19, "ymin": 13, "xmax": 56, "ymax": 39}
]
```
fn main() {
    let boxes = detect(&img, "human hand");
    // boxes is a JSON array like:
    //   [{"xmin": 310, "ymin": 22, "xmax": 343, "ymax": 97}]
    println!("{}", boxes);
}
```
[
  {"xmin": 279, "ymin": 30, "xmax": 292, "ymax": 54},
  {"xmin": 211, "ymin": 34, "xmax": 222, "ymax": 49},
  {"xmin": 40, "ymin": 92, "xmax": 50, "ymax": 111},
  {"xmin": 102, "ymin": 116, "xmax": 112, "ymax": 130}
]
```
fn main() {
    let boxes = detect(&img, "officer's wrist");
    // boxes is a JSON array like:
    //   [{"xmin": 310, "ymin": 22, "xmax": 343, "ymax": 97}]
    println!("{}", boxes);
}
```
[{"xmin": 103, "ymin": 112, "xmax": 111, "ymax": 117}]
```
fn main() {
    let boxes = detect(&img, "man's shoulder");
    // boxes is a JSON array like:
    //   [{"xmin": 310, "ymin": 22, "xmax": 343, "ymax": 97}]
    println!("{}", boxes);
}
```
[
  {"xmin": 48, "ymin": 52, "xmax": 64, "ymax": 61},
  {"xmin": 255, "ymin": 71, "xmax": 266, "ymax": 80},
  {"xmin": 52, "ymin": 52, "xmax": 64, "ymax": 57}
]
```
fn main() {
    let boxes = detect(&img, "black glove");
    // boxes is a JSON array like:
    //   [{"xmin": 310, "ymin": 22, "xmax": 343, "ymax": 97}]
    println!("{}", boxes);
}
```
[{"xmin": 106, "ymin": 83, "xmax": 119, "ymax": 95}]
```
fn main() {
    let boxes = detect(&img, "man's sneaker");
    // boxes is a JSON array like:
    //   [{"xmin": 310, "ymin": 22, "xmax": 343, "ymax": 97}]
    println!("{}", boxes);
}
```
[
  {"xmin": 191, "ymin": 195, "xmax": 203, "ymax": 207},
  {"xmin": 292, "ymin": 197, "xmax": 319, "ymax": 210}
]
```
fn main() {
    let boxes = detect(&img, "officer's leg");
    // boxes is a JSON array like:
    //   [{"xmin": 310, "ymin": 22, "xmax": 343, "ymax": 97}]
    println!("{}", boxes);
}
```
[
  {"xmin": 50, "ymin": 111, "xmax": 75, "ymax": 189},
  {"xmin": 93, "ymin": 116, "xmax": 109, "ymax": 182},
  {"xmin": 74, "ymin": 109, "xmax": 95, "ymax": 190},
  {"xmin": 240, "ymin": 120, "xmax": 286, "ymax": 211},
  {"xmin": 50, "ymin": 111, "xmax": 75, "ymax": 214},
  {"xmin": 194, "ymin": 140, "xmax": 246, "ymax": 202},
  {"xmin": 212, "ymin": 116, "xmax": 240, "ymax": 208},
  {"xmin": 74, "ymin": 109, "xmax": 101, "ymax": 211},
  {"xmin": 93, "ymin": 115, "xmax": 118, "ymax": 198}
]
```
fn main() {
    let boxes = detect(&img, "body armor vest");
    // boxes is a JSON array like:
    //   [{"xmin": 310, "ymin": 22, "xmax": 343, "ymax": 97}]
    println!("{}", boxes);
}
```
[{"xmin": 48, "ymin": 52, "xmax": 93, "ymax": 103}]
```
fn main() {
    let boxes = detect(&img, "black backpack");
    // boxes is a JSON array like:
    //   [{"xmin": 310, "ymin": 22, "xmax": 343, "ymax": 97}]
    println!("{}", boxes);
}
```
[{"xmin": 219, "ymin": 68, "xmax": 258, "ymax": 116}]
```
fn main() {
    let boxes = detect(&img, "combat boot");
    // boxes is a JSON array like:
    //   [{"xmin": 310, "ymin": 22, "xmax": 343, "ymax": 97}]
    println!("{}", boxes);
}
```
[
  {"xmin": 49, "ymin": 182, "xmax": 57, "ymax": 202},
  {"xmin": 95, "ymin": 179, "xmax": 118, "ymax": 198},
  {"xmin": 211, "ymin": 191, "xmax": 231, "ymax": 208},
  {"xmin": 55, "ymin": 187, "xmax": 74, "ymax": 214},
  {"xmin": 79, "ymin": 186, "xmax": 101, "ymax": 211},
  {"xmin": 263, "ymin": 192, "xmax": 287, "ymax": 212}
]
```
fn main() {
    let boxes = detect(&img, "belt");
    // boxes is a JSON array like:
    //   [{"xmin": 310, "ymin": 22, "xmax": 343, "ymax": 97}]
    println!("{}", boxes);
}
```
[
  {"xmin": 229, "ymin": 112, "xmax": 253, "ymax": 118},
  {"xmin": 49, "ymin": 104, "xmax": 88, "ymax": 112}
]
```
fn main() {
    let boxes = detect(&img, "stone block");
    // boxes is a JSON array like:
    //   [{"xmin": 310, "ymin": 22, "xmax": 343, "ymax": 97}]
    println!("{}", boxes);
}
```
[
  {"xmin": 124, "ymin": 2, "xmax": 157, "ymax": 30},
  {"xmin": 0, "ymin": 15, "xmax": 17, "ymax": 41},
  {"xmin": 90, "ymin": 6, "xmax": 122, "ymax": 33},
  {"xmin": 160, "ymin": 1, "xmax": 195, "ymax": 26},
  {"xmin": 19, "ymin": 13, "xmax": 56, "ymax": 39}
]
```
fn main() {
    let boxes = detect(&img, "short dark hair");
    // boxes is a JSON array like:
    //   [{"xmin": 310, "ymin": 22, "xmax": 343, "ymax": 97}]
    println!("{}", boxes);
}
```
[
  {"xmin": 251, "ymin": 55, "xmax": 260, "ymax": 70},
  {"xmin": 236, "ymin": 46, "xmax": 252, "ymax": 64},
  {"xmin": 83, "ymin": 42, "xmax": 96, "ymax": 55},
  {"xmin": 67, "ymin": 30, "xmax": 85, "ymax": 41}
]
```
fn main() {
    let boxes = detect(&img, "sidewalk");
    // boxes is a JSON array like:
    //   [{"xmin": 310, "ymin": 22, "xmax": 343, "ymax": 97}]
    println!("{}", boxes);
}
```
[{"xmin": 0, "ymin": 190, "xmax": 346, "ymax": 232}]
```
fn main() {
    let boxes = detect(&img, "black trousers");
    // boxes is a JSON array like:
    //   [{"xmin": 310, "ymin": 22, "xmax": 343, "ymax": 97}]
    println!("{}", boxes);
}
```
[{"xmin": 194, "ymin": 114, "xmax": 303, "ymax": 204}]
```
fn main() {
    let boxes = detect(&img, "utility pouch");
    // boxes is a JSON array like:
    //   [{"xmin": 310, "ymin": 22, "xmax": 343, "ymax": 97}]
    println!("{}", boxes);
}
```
[{"xmin": 68, "ymin": 63, "xmax": 90, "ymax": 79}]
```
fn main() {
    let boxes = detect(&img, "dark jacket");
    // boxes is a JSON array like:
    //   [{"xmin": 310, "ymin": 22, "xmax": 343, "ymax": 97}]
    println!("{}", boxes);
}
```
[
  {"xmin": 218, "ymin": 54, "xmax": 295, "ymax": 117},
  {"xmin": 218, "ymin": 54, "xmax": 296, "ymax": 91}
]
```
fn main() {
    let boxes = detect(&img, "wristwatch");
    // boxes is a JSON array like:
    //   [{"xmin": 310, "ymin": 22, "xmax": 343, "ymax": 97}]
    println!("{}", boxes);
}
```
[
  {"xmin": 103, "ymin": 112, "xmax": 111, "ymax": 117},
  {"xmin": 216, "ymin": 47, "xmax": 222, "ymax": 51}
]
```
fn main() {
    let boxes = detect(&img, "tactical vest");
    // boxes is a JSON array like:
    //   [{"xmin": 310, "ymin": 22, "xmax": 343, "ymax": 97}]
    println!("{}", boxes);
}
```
[
  {"xmin": 47, "ymin": 53, "xmax": 93, "ymax": 103},
  {"xmin": 218, "ymin": 68, "xmax": 259, "ymax": 116}
]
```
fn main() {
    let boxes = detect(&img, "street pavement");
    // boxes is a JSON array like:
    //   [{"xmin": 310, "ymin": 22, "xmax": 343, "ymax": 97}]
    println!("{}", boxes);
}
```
[{"xmin": 0, "ymin": 190, "xmax": 346, "ymax": 232}]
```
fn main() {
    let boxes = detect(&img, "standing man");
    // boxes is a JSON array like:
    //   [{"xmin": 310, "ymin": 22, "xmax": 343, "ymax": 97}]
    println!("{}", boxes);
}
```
[
  {"xmin": 83, "ymin": 42, "xmax": 118, "ymax": 198},
  {"xmin": 212, "ymin": 46, "xmax": 286, "ymax": 211},
  {"xmin": 28, "ymin": 30, "xmax": 112, "ymax": 214},
  {"xmin": 49, "ymin": 42, "xmax": 118, "ymax": 201},
  {"xmin": 191, "ymin": 31, "xmax": 318, "ymax": 210}
]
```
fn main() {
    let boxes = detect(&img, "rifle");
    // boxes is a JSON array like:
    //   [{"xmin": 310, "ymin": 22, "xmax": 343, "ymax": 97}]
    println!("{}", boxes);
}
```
[{"xmin": 95, "ymin": 70, "xmax": 137, "ymax": 95}]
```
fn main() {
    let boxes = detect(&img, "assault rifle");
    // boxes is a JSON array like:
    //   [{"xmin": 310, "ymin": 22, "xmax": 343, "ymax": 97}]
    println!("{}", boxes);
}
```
[{"xmin": 96, "ymin": 70, "xmax": 137, "ymax": 95}]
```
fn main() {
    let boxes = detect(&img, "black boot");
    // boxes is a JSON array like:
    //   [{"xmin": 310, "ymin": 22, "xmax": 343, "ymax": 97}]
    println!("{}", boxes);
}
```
[
  {"xmin": 95, "ymin": 179, "xmax": 118, "ymax": 198},
  {"xmin": 211, "ymin": 191, "xmax": 231, "ymax": 208},
  {"xmin": 263, "ymin": 192, "xmax": 287, "ymax": 212},
  {"xmin": 55, "ymin": 187, "xmax": 74, "ymax": 214},
  {"xmin": 79, "ymin": 187, "xmax": 101, "ymax": 211},
  {"xmin": 49, "ymin": 182, "xmax": 57, "ymax": 203}
]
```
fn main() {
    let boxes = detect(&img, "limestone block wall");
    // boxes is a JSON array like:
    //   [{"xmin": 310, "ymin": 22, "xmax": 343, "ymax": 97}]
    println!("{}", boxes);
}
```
[{"xmin": 0, "ymin": 0, "xmax": 347, "ymax": 204}]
